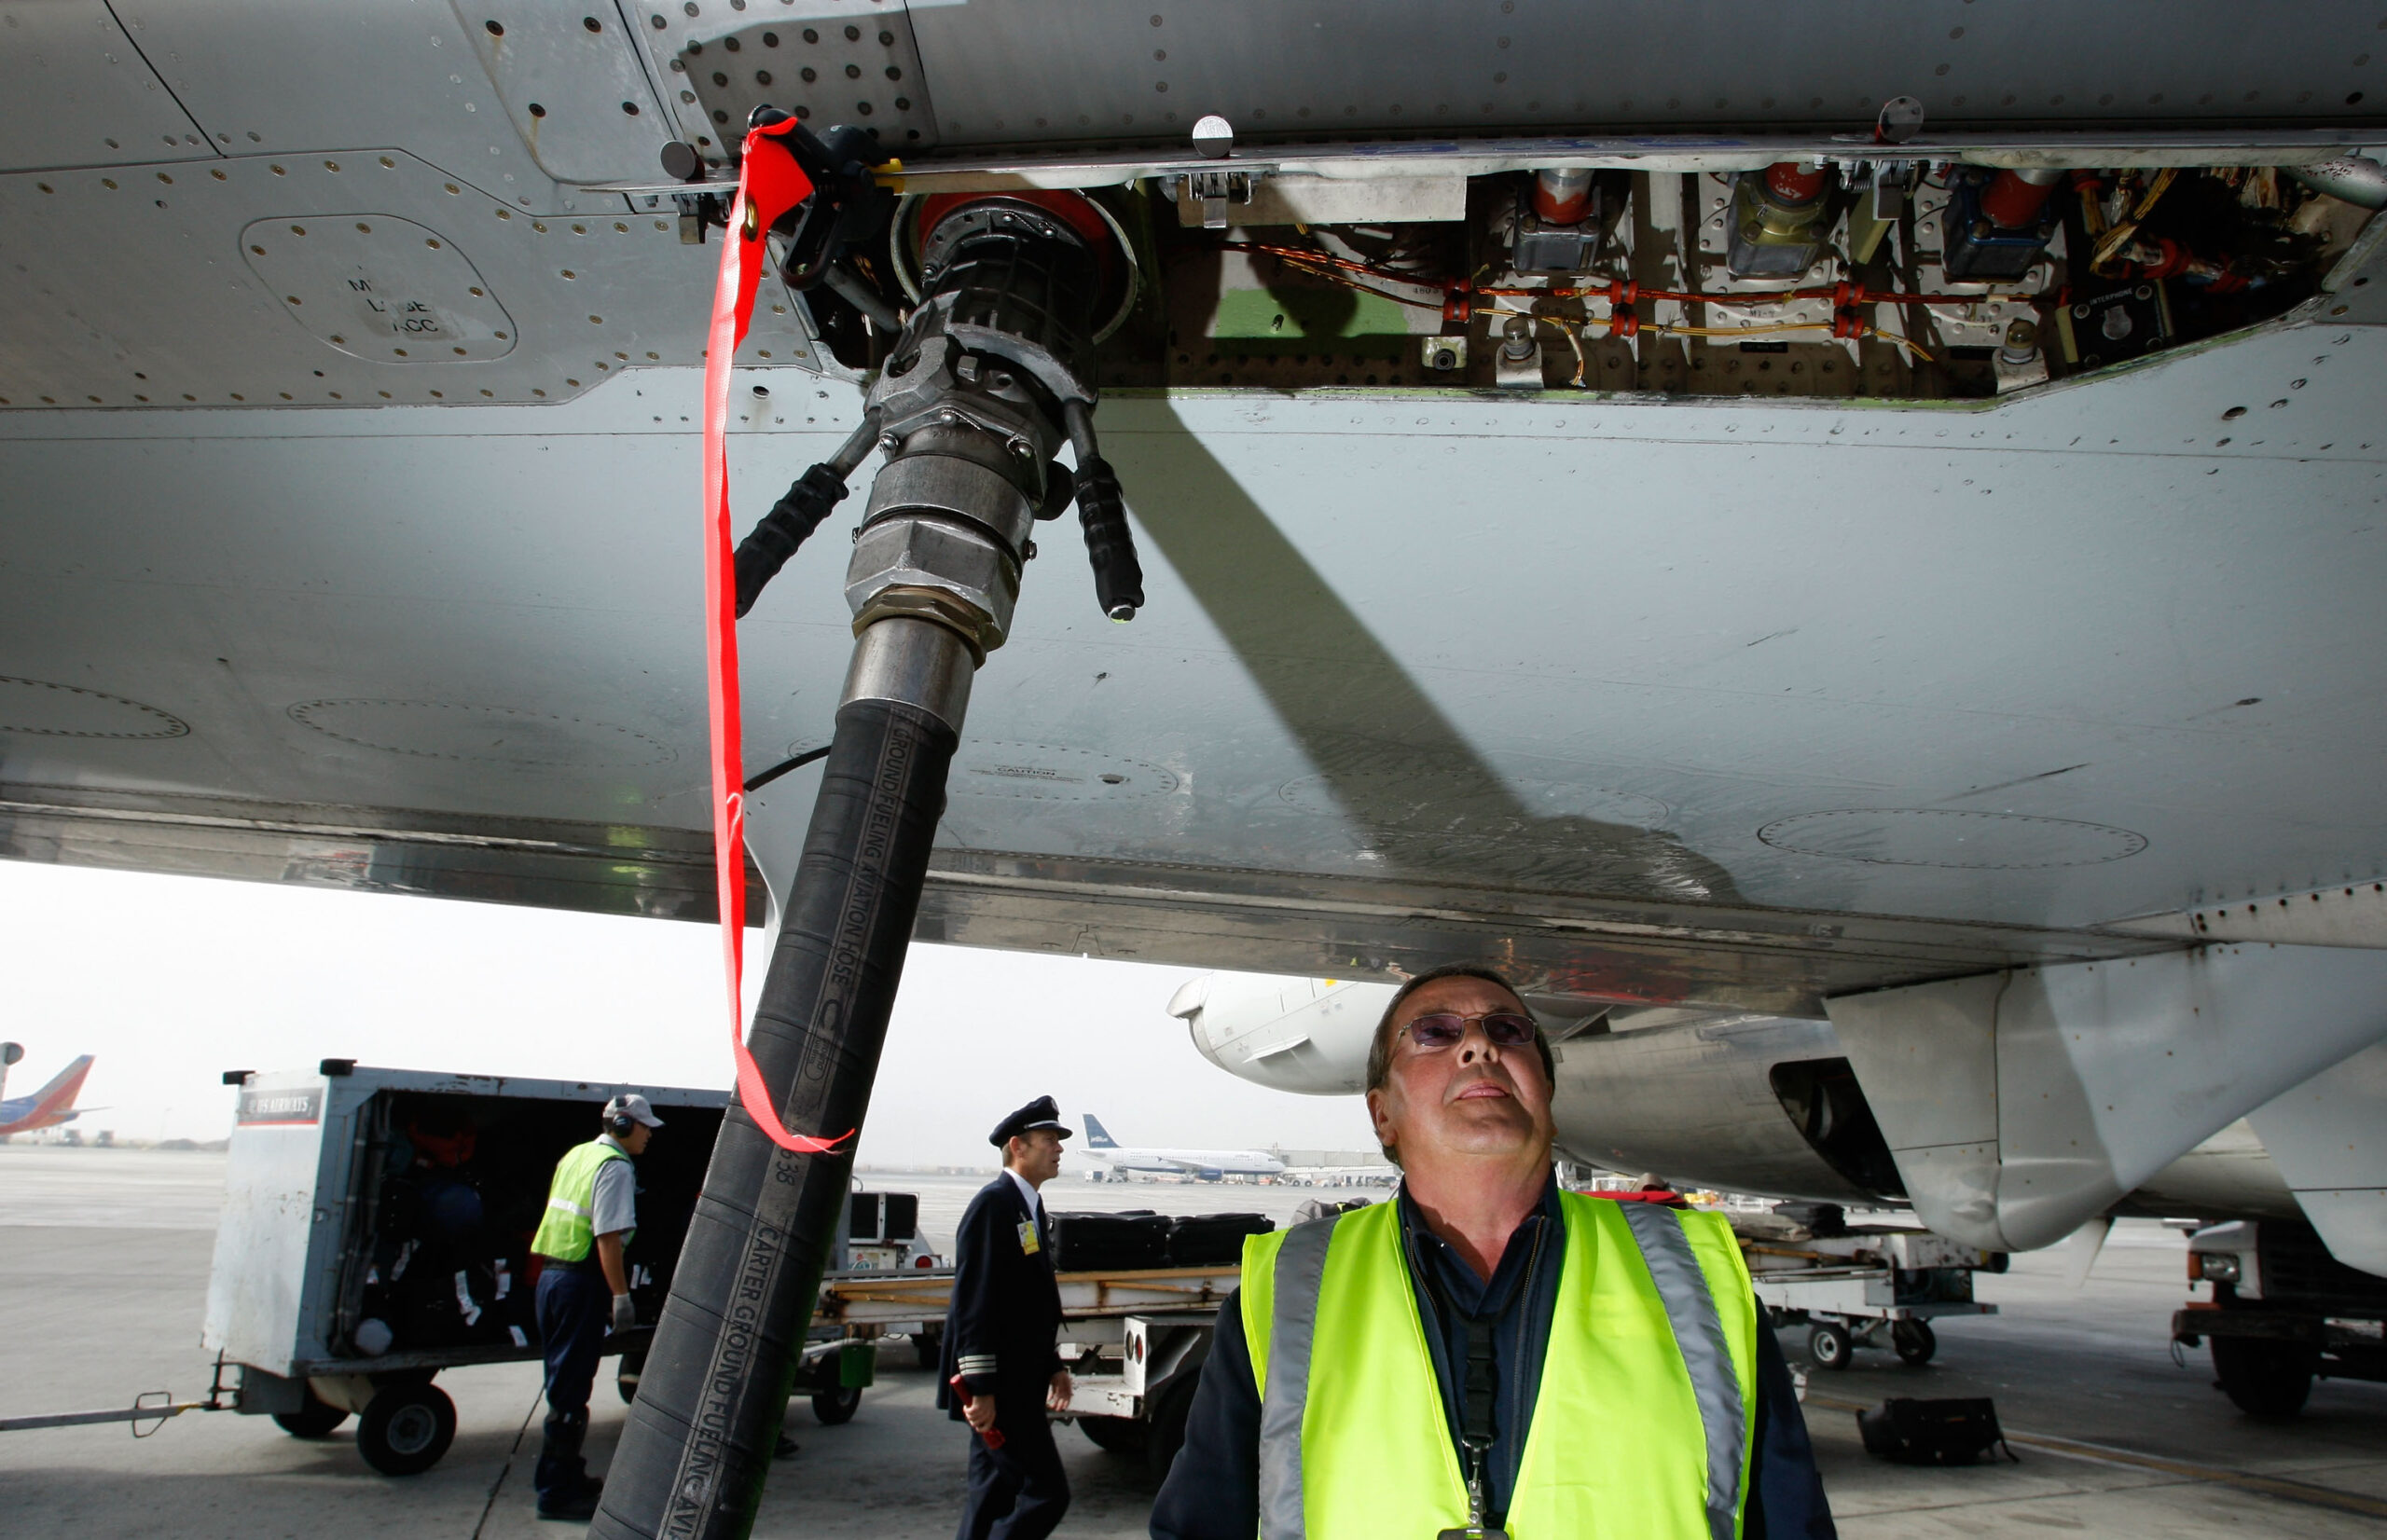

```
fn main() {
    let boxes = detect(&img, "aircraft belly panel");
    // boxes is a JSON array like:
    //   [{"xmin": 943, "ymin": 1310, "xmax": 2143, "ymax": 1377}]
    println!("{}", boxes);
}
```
[{"xmin": 4, "ymin": 186, "xmax": 2387, "ymax": 994}]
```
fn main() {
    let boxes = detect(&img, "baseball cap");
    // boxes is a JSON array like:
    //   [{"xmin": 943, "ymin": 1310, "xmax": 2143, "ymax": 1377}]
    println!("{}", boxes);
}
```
[{"xmin": 606, "ymin": 1093, "xmax": 666, "ymax": 1129}]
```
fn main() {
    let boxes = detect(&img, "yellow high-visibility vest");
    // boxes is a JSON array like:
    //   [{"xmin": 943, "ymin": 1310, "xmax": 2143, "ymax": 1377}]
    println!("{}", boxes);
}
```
[
  {"xmin": 531, "ymin": 1140, "xmax": 631, "ymax": 1262},
  {"xmin": 1241, "ymin": 1192, "xmax": 1758, "ymax": 1540}
]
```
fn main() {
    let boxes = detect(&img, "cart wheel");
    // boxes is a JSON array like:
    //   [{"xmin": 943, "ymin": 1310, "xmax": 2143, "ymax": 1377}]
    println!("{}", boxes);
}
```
[
  {"xmin": 1078, "ymin": 1413, "xmax": 1147, "ymax": 1454},
  {"xmin": 1807, "ymin": 1321, "xmax": 1854, "ymax": 1370},
  {"xmin": 811, "ymin": 1384, "xmax": 862, "ymax": 1425},
  {"xmin": 356, "ymin": 1382, "xmax": 457, "ymax": 1476},
  {"xmin": 1144, "ymin": 1376, "xmax": 1196, "ymax": 1486},
  {"xmin": 1892, "ymin": 1319, "xmax": 1938, "ymax": 1366},
  {"xmin": 273, "ymin": 1387, "xmax": 349, "ymax": 1439}
]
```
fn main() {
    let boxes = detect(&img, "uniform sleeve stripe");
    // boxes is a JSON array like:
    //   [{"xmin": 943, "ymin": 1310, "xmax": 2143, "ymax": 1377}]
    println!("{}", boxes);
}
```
[{"xmin": 957, "ymin": 1355, "xmax": 999, "ymax": 1374}]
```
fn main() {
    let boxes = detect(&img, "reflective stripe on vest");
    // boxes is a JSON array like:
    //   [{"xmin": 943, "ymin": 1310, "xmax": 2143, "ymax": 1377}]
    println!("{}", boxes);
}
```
[
  {"xmin": 530, "ymin": 1140, "xmax": 630, "ymax": 1262},
  {"xmin": 1241, "ymin": 1192, "xmax": 1758, "ymax": 1540}
]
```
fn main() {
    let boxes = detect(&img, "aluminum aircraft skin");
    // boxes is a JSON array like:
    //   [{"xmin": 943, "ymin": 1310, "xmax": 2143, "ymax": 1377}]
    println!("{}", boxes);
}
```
[{"xmin": 5, "ymin": 6, "xmax": 2387, "ymax": 1264}]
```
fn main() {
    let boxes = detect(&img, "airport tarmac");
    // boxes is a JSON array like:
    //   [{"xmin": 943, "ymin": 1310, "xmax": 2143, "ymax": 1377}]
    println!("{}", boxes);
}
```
[{"xmin": 3, "ymin": 1147, "xmax": 2381, "ymax": 1537}]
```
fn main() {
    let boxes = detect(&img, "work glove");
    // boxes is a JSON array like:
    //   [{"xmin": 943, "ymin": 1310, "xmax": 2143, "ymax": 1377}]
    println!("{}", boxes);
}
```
[{"xmin": 611, "ymin": 1293, "xmax": 638, "ymax": 1334}]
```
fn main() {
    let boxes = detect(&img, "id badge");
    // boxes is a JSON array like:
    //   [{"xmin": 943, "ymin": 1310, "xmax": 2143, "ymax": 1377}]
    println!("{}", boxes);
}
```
[
  {"xmin": 1018, "ymin": 1219, "xmax": 1041, "ymax": 1256},
  {"xmin": 1438, "ymin": 1529, "xmax": 1508, "ymax": 1540}
]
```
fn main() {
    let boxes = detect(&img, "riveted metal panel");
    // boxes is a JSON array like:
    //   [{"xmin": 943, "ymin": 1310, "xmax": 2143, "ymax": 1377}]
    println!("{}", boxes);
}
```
[
  {"xmin": 0, "ymin": 0, "xmax": 214, "ymax": 171},
  {"xmin": 904, "ymin": 0, "xmax": 2387, "ymax": 153},
  {"xmin": 452, "ymin": 0, "xmax": 676, "ymax": 186},
  {"xmin": 0, "ymin": 149, "xmax": 820, "ymax": 409},
  {"xmin": 638, "ymin": 1, "xmax": 935, "ymax": 172},
  {"xmin": 2322, "ymin": 206, "xmax": 2387, "ymax": 325},
  {"xmin": 108, "ymin": 0, "xmax": 579, "ymax": 214},
  {"xmin": 241, "ymin": 213, "xmax": 518, "ymax": 363}
]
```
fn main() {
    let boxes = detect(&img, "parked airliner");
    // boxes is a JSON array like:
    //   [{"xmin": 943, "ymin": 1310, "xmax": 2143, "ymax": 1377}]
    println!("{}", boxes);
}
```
[
  {"xmin": 1077, "ymin": 1114, "xmax": 1287, "ymax": 1182},
  {"xmin": 0, "ymin": 1053, "xmax": 98, "ymax": 1138}
]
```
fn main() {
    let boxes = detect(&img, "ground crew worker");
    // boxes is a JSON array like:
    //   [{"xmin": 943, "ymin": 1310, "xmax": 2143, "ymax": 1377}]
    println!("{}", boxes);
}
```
[
  {"xmin": 1152, "ymin": 965, "xmax": 1836, "ymax": 1540},
  {"xmin": 940, "ymin": 1095, "xmax": 1075, "ymax": 1540},
  {"xmin": 529, "ymin": 1092, "xmax": 663, "ymax": 1522}
]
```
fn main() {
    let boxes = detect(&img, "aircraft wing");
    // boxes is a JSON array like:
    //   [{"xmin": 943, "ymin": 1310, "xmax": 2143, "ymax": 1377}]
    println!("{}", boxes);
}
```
[{"xmin": 6, "ymin": 5, "xmax": 2387, "ymax": 1018}]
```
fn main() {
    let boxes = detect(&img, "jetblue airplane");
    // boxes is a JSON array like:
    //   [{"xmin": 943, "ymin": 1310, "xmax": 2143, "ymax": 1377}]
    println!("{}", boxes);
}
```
[
  {"xmin": 0, "ymin": 1054, "xmax": 98, "ymax": 1138},
  {"xmin": 1079, "ymin": 1115, "xmax": 1286, "ymax": 1182}
]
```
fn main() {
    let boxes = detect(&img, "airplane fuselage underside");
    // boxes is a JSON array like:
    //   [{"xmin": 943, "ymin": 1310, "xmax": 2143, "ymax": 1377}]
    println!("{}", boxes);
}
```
[{"xmin": 4, "ymin": 4, "xmax": 2386, "ymax": 1015}]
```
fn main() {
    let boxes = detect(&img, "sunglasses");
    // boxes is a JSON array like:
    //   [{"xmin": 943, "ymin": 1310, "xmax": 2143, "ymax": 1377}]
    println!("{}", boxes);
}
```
[{"xmin": 1399, "ymin": 1011, "xmax": 1538, "ymax": 1052}]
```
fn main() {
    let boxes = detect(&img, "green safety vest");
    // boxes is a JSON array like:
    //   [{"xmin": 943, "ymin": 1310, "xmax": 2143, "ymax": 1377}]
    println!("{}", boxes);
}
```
[
  {"xmin": 1241, "ymin": 1192, "xmax": 1758, "ymax": 1540},
  {"xmin": 531, "ymin": 1139, "xmax": 631, "ymax": 1262}
]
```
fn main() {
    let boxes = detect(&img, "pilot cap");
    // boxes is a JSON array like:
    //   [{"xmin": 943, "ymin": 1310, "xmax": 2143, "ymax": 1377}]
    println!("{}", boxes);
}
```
[
  {"xmin": 606, "ymin": 1093, "xmax": 666, "ymax": 1129},
  {"xmin": 989, "ymin": 1095, "xmax": 1071, "ymax": 1148}
]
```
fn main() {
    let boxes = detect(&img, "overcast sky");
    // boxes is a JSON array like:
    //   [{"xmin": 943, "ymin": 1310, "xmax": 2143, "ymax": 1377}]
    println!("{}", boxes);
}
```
[{"xmin": 0, "ymin": 860, "xmax": 1377, "ymax": 1164}]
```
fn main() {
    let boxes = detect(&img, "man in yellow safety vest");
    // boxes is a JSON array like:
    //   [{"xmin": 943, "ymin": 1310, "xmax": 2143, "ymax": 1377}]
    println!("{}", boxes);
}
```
[
  {"xmin": 1152, "ymin": 965, "xmax": 1835, "ymax": 1540},
  {"xmin": 529, "ymin": 1092, "xmax": 662, "ymax": 1521}
]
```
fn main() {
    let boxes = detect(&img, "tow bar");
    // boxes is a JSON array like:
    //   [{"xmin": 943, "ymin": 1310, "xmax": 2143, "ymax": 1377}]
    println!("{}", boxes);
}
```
[{"xmin": 0, "ymin": 1357, "xmax": 236, "ymax": 1437}]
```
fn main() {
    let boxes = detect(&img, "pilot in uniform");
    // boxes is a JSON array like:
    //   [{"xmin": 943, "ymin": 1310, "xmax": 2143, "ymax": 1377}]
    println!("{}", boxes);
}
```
[{"xmin": 940, "ymin": 1095, "xmax": 1074, "ymax": 1540}]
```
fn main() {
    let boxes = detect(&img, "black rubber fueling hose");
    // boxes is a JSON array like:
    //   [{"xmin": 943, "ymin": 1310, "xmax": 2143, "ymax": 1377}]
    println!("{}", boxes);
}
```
[
  {"xmin": 600, "ymin": 182, "xmax": 1116, "ymax": 1540},
  {"xmin": 593, "ymin": 666, "xmax": 959, "ymax": 1540}
]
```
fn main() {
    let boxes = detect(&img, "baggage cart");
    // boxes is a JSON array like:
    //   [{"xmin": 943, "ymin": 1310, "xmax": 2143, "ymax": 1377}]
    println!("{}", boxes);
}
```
[
  {"xmin": 813, "ymin": 1260, "xmax": 1246, "ymax": 1481},
  {"xmin": 201, "ymin": 1062, "xmax": 875, "ymax": 1475},
  {"xmin": 1737, "ymin": 1216, "xmax": 2002, "ymax": 1370}
]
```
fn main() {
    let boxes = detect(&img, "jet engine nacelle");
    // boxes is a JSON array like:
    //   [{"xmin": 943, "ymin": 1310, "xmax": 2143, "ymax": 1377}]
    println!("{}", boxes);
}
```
[
  {"xmin": 1167, "ymin": 971, "xmax": 1910, "ymax": 1203},
  {"xmin": 1166, "ymin": 972, "xmax": 1386, "ymax": 1095}
]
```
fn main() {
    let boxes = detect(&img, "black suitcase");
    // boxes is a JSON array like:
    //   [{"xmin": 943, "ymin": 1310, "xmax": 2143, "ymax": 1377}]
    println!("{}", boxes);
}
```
[
  {"xmin": 1048, "ymin": 1210, "xmax": 1170, "ymax": 1271},
  {"xmin": 1166, "ymin": 1212, "xmax": 1276, "ymax": 1267},
  {"xmin": 1856, "ymin": 1397, "xmax": 2017, "ymax": 1465}
]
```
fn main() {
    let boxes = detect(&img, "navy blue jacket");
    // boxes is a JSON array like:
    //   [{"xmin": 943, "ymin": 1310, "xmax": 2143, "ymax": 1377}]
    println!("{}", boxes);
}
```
[
  {"xmin": 1151, "ymin": 1181, "xmax": 1835, "ymax": 1539},
  {"xmin": 937, "ymin": 1175, "xmax": 1064, "ymax": 1420}
]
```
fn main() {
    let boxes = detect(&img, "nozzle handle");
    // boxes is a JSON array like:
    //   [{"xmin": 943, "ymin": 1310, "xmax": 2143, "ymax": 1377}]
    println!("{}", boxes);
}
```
[
  {"xmin": 1071, "ymin": 455, "xmax": 1144, "ymax": 622},
  {"xmin": 734, "ymin": 462, "xmax": 849, "ymax": 617}
]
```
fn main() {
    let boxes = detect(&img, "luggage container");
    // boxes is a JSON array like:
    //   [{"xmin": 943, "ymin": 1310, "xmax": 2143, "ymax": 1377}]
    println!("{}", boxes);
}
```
[
  {"xmin": 1048, "ymin": 1209, "xmax": 1171, "ymax": 1271},
  {"xmin": 198, "ymin": 1062, "xmax": 874, "ymax": 1476},
  {"xmin": 1164, "ymin": 1212, "xmax": 1274, "ymax": 1268}
]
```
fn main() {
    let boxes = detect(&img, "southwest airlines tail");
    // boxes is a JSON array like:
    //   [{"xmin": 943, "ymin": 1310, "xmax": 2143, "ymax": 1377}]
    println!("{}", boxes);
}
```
[
  {"xmin": 0, "ymin": 1054, "xmax": 97, "ymax": 1136},
  {"xmin": 1082, "ymin": 1114, "xmax": 1120, "ymax": 1149}
]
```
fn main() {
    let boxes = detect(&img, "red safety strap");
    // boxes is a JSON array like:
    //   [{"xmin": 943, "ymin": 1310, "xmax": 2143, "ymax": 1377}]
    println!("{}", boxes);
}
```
[{"xmin": 702, "ymin": 120, "xmax": 848, "ymax": 1155}]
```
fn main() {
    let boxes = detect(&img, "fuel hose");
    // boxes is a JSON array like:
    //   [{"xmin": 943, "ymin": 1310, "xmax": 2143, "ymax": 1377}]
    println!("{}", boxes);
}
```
[{"xmin": 594, "ymin": 621, "xmax": 971, "ymax": 1540}]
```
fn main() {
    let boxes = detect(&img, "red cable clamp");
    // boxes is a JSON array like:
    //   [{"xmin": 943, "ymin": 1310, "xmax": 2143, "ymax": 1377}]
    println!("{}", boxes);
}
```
[
  {"xmin": 1831, "ymin": 308, "xmax": 1864, "ymax": 339},
  {"xmin": 699, "ymin": 117, "xmax": 853, "ymax": 1158},
  {"xmin": 1609, "ymin": 306, "xmax": 1639, "ymax": 339}
]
